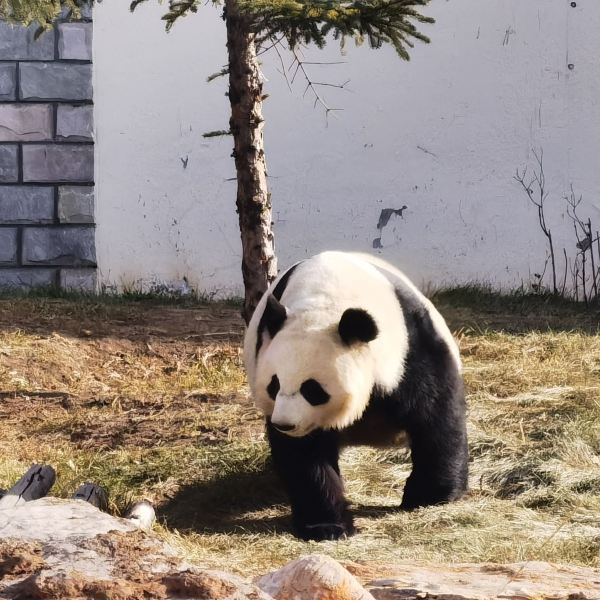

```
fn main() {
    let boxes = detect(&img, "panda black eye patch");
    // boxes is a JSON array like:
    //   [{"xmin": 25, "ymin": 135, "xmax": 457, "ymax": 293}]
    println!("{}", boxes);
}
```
[
  {"xmin": 300, "ymin": 379, "xmax": 330, "ymax": 406},
  {"xmin": 267, "ymin": 375, "xmax": 280, "ymax": 400}
]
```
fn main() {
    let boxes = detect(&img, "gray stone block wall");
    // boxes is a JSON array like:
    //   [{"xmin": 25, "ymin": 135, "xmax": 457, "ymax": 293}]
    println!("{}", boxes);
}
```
[{"xmin": 0, "ymin": 8, "xmax": 95, "ymax": 292}]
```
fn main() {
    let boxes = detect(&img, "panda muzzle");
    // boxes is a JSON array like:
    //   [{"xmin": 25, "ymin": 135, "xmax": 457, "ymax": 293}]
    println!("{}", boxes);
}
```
[{"xmin": 272, "ymin": 422, "xmax": 296, "ymax": 433}]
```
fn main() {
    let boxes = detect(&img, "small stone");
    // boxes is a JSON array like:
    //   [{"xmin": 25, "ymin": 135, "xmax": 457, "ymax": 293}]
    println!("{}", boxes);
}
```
[
  {"xmin": 23, "ymin": 226, "xmax": 96, "ymax": 267},
  {"xmin": 0, "ymin": 228, "xmax": 18, "ymax": 264},
  {"xmin": 257, "ymin": 554, "xmax": 375, "ymax": 600},
  {"xmin": 60, "ymin": 268, "xmax": 97, "ymax": 292},
  {"xmin": 0, "ymin": 186, "xmax": 54, "ymax": 224},
  {"xmin": 56, "ymin": 105, "xmax": 94, "ymax": 141},
  {"xmin": 0, "ymin": 465, "xmax": 56, "ymax": 509},
  {"xmin": 0, "ymin": 22, "xmax": 54, "ymax": 60},
  {"xmin": 0, "ymin": 64, "xmax": 16, "ymax": 101},
  {"xmin": 58, "ymin": 22, "xmax": 93, "ymax": 61},
  {"xmin": 23, "ymin": 144, "xmax": 94, "ymax": 182},
  {"xmin": 0, "ymin": 145, "xmax": 18, "ymax": 182},
  {"xmin": 0, "ymin": 104, "xmax": 53, "ymax": 142},
  {"xmin": 124, "ymin": 501, "xmax": 156, "ymax": 531},
  {"xmin": 20, "ymin": 63, "xmax": 92, "ymax": 101},
  {"xmin": 72, "ymin": 483, "xmax": 108, "ymax": 511}
]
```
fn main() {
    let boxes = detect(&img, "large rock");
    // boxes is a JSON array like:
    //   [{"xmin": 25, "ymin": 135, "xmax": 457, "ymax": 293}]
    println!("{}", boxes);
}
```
[
  {"xmin": 0, "ymin": 498, "xmax": 273, "ymax": 600},
  {"xmin": 347, "ymin": 560, "xmax": 600, "ymax": 600},
  {"xmin": 1, "ymin": 500, "xmax": 597, "ymax": 600}
]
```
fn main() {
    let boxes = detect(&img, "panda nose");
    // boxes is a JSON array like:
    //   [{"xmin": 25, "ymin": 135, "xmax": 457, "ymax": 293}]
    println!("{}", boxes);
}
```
[{"xmin": 273, "ymin": 422, "xmax": 295, "ymax": 433}]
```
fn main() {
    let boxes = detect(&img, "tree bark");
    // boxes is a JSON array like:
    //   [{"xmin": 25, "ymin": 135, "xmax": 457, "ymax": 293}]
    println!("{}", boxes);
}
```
[{"xmin": 225, "ymin": 0, "xmax": 277, "ymax": 324}]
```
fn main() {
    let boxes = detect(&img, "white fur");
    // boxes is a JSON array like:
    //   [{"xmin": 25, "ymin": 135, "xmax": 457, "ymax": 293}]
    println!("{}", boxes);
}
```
[
  {"xmin": 244, "ymin": 252, "xmax": 459, "ymax": 435},
  {"xmin": 350, "ymin": 252, "xmax": 462, "ymax": 371}
]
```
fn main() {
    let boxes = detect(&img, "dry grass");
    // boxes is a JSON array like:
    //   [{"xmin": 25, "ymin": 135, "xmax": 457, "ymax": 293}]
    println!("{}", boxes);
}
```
[{"xmin": 0, "ymin": 292, "xmax": 598, "ymax": 577}]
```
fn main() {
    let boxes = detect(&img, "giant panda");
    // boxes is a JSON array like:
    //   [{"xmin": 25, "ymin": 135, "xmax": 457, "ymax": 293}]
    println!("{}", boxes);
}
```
[{"xmin": 244, "ymin": 251, "xmax": 468, "ymax": 541}]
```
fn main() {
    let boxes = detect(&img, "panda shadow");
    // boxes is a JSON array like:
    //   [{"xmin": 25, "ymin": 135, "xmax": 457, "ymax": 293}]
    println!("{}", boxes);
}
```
[
  {"xmin": 158, "ymin": 465, "xmax": 406, "ymax": 536},
  {"xmin": 158, "ymin": 464, "xmax": 294, "ymax": 535}
]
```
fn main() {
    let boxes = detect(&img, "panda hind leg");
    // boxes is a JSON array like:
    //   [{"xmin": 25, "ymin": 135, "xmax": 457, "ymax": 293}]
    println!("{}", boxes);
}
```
[{"xmin": 267, "ymin": 422, "xmax": 354, "ymax": 541}]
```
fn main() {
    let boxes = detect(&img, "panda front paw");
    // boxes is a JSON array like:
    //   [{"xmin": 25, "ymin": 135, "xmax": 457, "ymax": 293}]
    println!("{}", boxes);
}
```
[
  {"xmin": 297, "ymin": 520, "xmax": 355, "ymax": 542},
  {"xmin": 401, "ymin": 475, "xmax": 466, "ymax": 510}
]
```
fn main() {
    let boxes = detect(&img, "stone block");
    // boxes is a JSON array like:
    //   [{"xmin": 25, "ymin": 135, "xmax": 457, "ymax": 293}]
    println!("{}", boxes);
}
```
[
  {"xmin": 20, "ymin": 63, "xmax": 92, "ymax": 101},
  {"xmin": 0, "ymin": 228, "xmax": 18, "ymax": 264},
  {"xmin": 0, "ymin": 22, "xmax": 54, "ymax": 60},
  {"xmin": 0, "ymin": 104, "xmax": 53, "ymax": 142},
  {"xmin": 60, "ymin": 268, "xmax": 97, "ymax": 292},
  {"xmin": 58, "ymin": 22, "xmax": 92, "ymax": 61},
  {"xmin": 0, "ymin": 145, "xmax": 18, "ymax": 182},
  {"xmin": 23, "ymin": 226, "xmax": 96, "ymax": 266},
  {"xmin": 0, "ymin": 268, "xmax": 57, "ymax": 289},
  {"xmin": 23, "ymin": 144, "xmax": 94, "ymax": 182},
  {"xmin": 0, "ymin": 64, "xmax": 16, "ymax": 101},
  {"xmin": 56, "ymin": 105, "xmax": 94, "ymax": 141},
  {"xmin": 58, "ymin": 186, "xmax": 94, "ymax": 223},
  {"xmin": 0, "ymin": 186, "xmax": 54, "ymax": 224}
]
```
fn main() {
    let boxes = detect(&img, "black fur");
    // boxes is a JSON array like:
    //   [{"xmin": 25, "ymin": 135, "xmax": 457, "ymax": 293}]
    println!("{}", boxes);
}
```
[
  {"xmin": 300, "ymin": 379, "xmax": 330, "ymax": 406},
  {"xmin": 255, "ymin": 262, "xmax": 302, "ymax": 356},
  {"xmin": 267, "ymin": 421, "xmax": 354, "ymax": 541},
  {"xmin": 267, "ymin": 375, "xmax": 280, "ymax": 400},
  {"xmin": 338, "ymin": 308, "xmax": 378, "ymax": 345},
  {"xmin": 265, "ymin": 295, "xmax": 287, "ymax": 335},
  {"xmin": 265, "ymin": 265, "xmax": 468, "ymax": 541}
]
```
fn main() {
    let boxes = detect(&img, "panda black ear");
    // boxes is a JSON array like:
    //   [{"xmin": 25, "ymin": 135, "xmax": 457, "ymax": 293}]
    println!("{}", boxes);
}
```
[
  {"xmin": 338, "ymin": 308, "xmax": 378, "ymax": 345},
  {"xmin": 264, "ymin": 294, "xmax": 287, "ymax": 338}
]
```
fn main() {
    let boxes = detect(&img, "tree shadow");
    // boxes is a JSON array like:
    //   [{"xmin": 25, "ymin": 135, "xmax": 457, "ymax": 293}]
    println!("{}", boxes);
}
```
[
  {"xmin": 0, "ymin": 295, "xmax": 244, "ymax": 341},
  {"xmin": 159, "ymin": 463, "xmax": 404, "ymax": 536}
]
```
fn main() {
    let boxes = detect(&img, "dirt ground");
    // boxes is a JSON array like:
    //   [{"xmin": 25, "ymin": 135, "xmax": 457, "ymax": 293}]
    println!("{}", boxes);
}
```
[{"xmin": 0, "ymin": 293, "xmax": 598, "ymax": 575}]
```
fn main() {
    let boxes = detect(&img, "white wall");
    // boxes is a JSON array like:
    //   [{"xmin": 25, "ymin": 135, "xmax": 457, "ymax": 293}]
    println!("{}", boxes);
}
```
[{"xmin": 94, "ymin": 0, "xmax": 600, "ymax": 296}]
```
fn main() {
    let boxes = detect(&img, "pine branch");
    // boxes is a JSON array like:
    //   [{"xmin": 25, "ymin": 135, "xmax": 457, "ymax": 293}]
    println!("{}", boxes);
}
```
[
  {"xmin": 290, "ymin": 47, "xmax": 344, "ymax": 119},
  {"xmin": 245, "ymin": 0, "xmax": 433, "ymax": 60},
  {"xmin": 128, "ymin": 0, "xmax": 432, "ymax": 60},
  {"xmin": 203, "ymin": 129, "xmax": 233, "ymax": 137},
  {"xmin": 0, "ymin": 0, "xmax": 88, "ymax": 28},
  {"xmin": 207, "ymin": 67, "xmax": 230, "ymax": 82}
]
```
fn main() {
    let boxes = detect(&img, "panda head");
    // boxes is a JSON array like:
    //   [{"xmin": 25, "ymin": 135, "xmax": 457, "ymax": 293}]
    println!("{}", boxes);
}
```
[{"xmin": 253, "ymin": 295, "xmax": 379, "ymax": 437}]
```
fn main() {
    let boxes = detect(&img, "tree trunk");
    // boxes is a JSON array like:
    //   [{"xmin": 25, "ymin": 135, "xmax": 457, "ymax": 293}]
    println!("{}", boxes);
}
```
[{"xmin": 225, "ymin": 0, "xmax": 277, "ymax": 324}]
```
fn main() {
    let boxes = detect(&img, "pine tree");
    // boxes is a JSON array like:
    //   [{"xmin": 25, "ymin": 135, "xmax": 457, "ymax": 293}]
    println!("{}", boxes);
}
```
[
  {"xmin": 0, "ymin": 0, "xmax": 86, "ymax": 28},
  {"xmin": 2, "ymin": 0, "xmax": 433, "ymax": 321}
]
